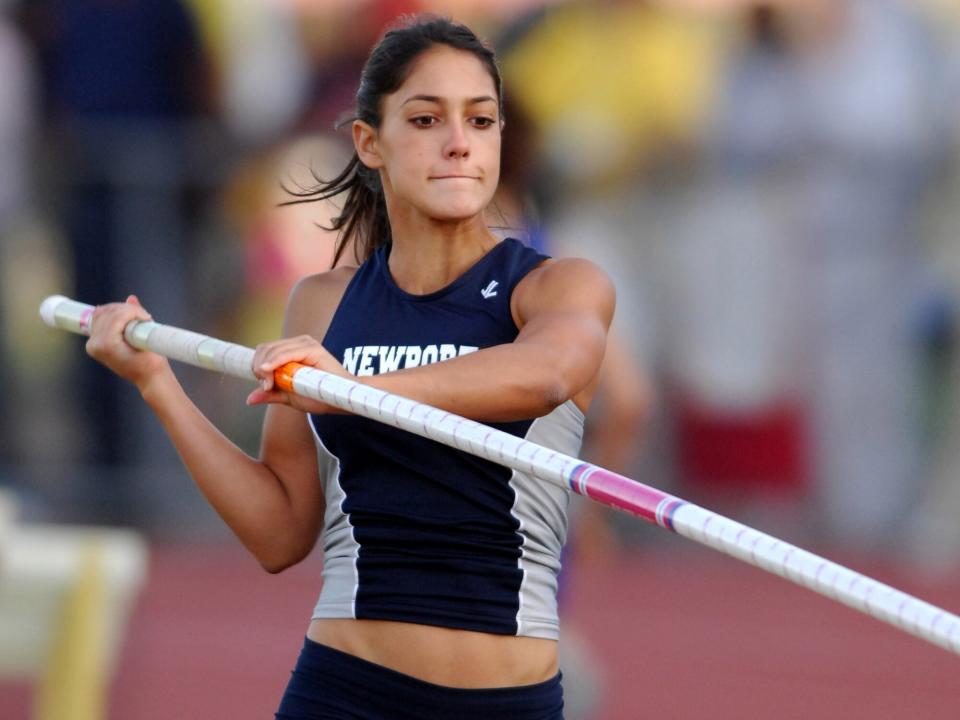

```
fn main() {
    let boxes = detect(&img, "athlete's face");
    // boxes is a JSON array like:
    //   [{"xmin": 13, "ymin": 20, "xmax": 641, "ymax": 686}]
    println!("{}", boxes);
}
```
[{"xmin": 354, "ymin": 45, "xmax": 502, "ymax": 224}]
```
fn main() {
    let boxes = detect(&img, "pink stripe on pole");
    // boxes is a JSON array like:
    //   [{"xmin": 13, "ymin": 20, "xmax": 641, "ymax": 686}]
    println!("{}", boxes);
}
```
[
  {"xmin": 570, "ymin": 464, "xmax": 679, "ymax": 525},
  {"xmin": 79, "ymin": 307, "xmax": 93, "ymax": 332}
]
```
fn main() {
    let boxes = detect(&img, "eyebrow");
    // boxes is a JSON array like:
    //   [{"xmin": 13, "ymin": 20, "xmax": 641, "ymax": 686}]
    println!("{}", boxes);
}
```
[{"xmin": 401, "ymin": 94, "xmax": 498, "ymax": 107}]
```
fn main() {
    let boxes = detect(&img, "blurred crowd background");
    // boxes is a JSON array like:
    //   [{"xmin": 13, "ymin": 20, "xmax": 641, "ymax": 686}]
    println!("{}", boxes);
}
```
[{"xmin": 2, "ymin": 0, "xmax": 960, "ymax": 715}]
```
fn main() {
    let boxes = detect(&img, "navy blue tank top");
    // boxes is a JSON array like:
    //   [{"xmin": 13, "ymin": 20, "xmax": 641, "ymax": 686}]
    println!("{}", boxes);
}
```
[{"xmin": 309, "ymin": 238, "xmax": 584, "ymax": 639}]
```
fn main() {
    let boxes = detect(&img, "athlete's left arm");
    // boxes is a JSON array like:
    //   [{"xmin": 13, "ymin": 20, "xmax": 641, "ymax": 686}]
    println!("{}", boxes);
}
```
[
  {"xmin": 364, "ymin": 257, "xmax": 615, "ymax": 421},
  {"xmin": 250, "ymin": 259, "xmax": 614, "ymax": 422}
]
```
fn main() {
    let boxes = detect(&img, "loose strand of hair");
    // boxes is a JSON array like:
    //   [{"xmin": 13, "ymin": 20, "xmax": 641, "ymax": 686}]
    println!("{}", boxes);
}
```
[{"xmin": 280, "ymin": 154, "xmax": 391, "ymax": 267}]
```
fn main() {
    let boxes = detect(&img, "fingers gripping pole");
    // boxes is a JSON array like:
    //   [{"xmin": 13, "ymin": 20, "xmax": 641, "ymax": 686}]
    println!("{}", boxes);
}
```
[{"xmin": 40, "ymin": 295, "xmax": 960, "ymax": 658}]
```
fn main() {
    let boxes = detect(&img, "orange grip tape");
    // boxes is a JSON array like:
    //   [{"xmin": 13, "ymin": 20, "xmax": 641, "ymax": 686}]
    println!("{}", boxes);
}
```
[{"xmin": 274, "ymin": 362, "xmax": 308, "ymax": 392}]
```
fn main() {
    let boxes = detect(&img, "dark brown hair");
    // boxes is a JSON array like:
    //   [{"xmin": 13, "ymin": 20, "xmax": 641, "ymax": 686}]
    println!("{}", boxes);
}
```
[{"xmin": 283, "ymin": 15, "xmax": 503, "ymax": 266}]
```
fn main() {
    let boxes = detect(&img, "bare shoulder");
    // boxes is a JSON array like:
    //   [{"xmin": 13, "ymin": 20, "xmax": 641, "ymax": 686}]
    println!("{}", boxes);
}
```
[
  {"xmin": 512, "ymin": 257, "xmax": 615, "ymax": 326},
  {"xmin": 520, "ymin": 256, "xmax": 614, "ymax": 293},
  {"xmin": 283, "ymin": 266, "xmax": 358, "ymax": 338}
]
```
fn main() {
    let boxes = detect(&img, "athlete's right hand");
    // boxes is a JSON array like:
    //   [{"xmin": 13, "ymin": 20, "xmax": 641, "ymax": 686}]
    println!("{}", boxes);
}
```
[
  {"xmin": 85, "ymin": 295, "xmax": 171, "ymax": 391},
  {"xmin": 247, "ymin": 335, "xmax": 350, "ymax": 415}
]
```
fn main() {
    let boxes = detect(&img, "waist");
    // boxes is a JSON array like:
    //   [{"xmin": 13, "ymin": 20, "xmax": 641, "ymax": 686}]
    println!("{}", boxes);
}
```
[{"xmin": 307, "ymin": 618, "xmax": 559, "ymax": 688}]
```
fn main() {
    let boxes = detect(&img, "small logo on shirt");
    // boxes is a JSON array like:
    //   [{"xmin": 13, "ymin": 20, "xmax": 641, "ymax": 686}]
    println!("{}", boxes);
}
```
[{"xmin": 481, "ymin": 280, "xmax": 499, "ymax": 299}]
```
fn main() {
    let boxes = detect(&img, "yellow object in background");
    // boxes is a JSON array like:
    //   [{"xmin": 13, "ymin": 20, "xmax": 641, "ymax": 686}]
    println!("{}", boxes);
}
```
[
  {"xmin": 502, "ymin": 1, "xmax": 726, "ymax": 187},
  {"xmin": 0, "ymin": 496, "xmax": 148, "ymax": 720},
  {"xmin": 36, "ymin": 542, "xmax": 107, "ymax": 720}
]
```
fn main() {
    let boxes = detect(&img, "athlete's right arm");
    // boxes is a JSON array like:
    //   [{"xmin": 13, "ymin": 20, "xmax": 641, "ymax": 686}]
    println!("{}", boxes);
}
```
[{"xmin": 85, "ymin": 274, "xmax": 350, "ymax": 573}]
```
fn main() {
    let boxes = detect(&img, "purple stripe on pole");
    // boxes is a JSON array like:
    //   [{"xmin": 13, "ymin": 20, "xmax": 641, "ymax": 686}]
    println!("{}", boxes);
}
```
[
  {"xmin": 658, "ymin": 498, "xmax": 685, "ymax": 532},
  {"xmin": 568, "ymin": 463, "xmax": 592, "ymax": 494}
]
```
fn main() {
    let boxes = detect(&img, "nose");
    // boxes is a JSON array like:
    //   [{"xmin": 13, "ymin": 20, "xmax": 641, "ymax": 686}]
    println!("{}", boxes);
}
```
[{"xmin": 443, "ymin": 120, "xmax": 470, "ymax": 159}]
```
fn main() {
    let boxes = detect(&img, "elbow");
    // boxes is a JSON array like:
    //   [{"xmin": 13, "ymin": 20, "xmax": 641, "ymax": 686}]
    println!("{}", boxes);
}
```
[
  {"xmin": 536, "ymin": 348, "xmax": 595, "ymax": 415},
  {"xmin": 536, "ymin": 373, "xmax": 576, "ymax": 417},
  {"xmin": 542, "ymin": 379, "xmax": 569, "ymax": 414},
  {"xmin": 256, "ymin": 538, "xmax": 315, "ymax": 575},
  {"xmin": 531, "ymin": 334, "xmax": 606, "ymax": 417},
  {"xmin": 260, "ymin": 557, "xmax": 296, "ymax": 575},
  {"xmin": 533, "ymin": 359, "xmax": 587, "ymax": 417}
]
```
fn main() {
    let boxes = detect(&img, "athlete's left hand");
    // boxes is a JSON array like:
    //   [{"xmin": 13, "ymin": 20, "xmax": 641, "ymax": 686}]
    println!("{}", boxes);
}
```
[{"xmin": 247, "ymin": 335, "xmax": 352, "ymax": 414}]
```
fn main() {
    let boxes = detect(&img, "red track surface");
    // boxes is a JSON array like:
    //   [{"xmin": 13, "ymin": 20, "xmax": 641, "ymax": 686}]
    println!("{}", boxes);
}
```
[{"xmin": 2, "ymin": 541, "xmax": 958, "ymax": 719}]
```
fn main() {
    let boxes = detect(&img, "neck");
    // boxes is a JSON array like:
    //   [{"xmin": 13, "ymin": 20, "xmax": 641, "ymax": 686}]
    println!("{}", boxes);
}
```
[{"xmin": 386, "ymin": 209, "xmax": 499, "ymax": 296}]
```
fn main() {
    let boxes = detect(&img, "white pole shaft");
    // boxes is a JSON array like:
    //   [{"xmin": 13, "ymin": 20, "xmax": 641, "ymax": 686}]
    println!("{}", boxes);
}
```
[{"xmin": 39, "ymin": 295, "xmax": 960, "ymax": 657}]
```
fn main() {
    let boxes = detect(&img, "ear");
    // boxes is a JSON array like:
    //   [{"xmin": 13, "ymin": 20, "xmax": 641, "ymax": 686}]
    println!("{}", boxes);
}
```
[{"xmin": 353, "ymin": 120, "xmax": 383, "ymax": 170}]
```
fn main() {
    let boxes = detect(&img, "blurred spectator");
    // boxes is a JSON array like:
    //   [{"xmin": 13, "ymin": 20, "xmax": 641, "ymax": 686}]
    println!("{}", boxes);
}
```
[
  {"xmin": 183, "ymin": 0, "xmax": 310, "ymax": 146},
  {"xmin": 902, "ymin": 2, "xmax": 960, "ymax": 571},
  {"xmin": 296, "ymin": 1, "xmax": 422, "ymax": 134},
  {"xmin": 662, "ymin": 4, "xmax": 811, "ymax": 526},
  {"xmin": 497, "ymin": 0, "xmax": 723, "ymax": 415},
  {"xmin": 685, "ymin": 0, "xmax": 956, "ymax": 552},
  {"xmin": 21, "ymin": 0, "xmax": 212, "ymax": 521},
  {"xmin": 0, "ymin": 2, "xmax": 35, "ymax": 474},
  {"xmin": 500, "ymin": 0, "xmax": 720, "ymax": 193},
  {"xmin": 0, "ymin": 6, "xmax": 31, "ymax": 225}
]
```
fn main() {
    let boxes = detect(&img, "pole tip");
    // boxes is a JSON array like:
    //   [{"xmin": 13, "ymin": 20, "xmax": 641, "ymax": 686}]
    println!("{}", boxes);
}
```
[{"xmin": 39, "ymin": 295, "xmax": 69, "ymax": 327}]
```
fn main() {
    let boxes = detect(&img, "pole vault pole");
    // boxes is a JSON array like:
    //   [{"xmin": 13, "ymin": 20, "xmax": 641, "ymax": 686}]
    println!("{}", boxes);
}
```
[{"xmin": 40, "ymin": 295, "xmax": 960, "ymax": 658}]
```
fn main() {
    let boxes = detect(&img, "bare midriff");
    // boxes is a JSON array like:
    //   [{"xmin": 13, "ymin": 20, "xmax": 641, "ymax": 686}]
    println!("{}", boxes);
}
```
[{"xmin": 307, "ymin": 618, "xmax": 559, "ymax": 688}]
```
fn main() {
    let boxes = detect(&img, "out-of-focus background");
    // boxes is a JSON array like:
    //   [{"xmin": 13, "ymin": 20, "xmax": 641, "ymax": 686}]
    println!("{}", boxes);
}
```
[{"xmin": 1, "ymin": 0, "xmax": 959, "ymax": 718}]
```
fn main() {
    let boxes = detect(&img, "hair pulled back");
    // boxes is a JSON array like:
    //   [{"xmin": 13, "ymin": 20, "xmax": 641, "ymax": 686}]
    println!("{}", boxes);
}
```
[{"xmin": 284, "ymin": 16, "xmax": 503, "ymax": 266}]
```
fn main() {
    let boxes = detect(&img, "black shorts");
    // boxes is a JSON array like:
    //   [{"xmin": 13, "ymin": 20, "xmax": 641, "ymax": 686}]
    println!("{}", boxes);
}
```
[{"xmin": 275, "ymin": 637, "xmax": 564, "ymax": 720}]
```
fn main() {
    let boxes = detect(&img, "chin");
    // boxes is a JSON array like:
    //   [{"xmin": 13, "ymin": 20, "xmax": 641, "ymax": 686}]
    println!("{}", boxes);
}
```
[{"xmin": 427, "ymin": 198, "xmax": 489, "ymax": 223}]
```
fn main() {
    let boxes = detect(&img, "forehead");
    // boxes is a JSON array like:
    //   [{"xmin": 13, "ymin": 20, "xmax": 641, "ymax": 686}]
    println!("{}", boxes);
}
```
[{"xmin": 390, "ymin": 45, "xmax": 497, "ymax": 105}]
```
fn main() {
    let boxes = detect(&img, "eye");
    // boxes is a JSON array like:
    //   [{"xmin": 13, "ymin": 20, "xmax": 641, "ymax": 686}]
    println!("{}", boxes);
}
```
[
  {"xmin": 410, "ymin": 116, "xmax": 438, "ymax": 128},
  {"xmin": 471, "ymin": 117, "xmax": 497, "ymax": 129}
]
